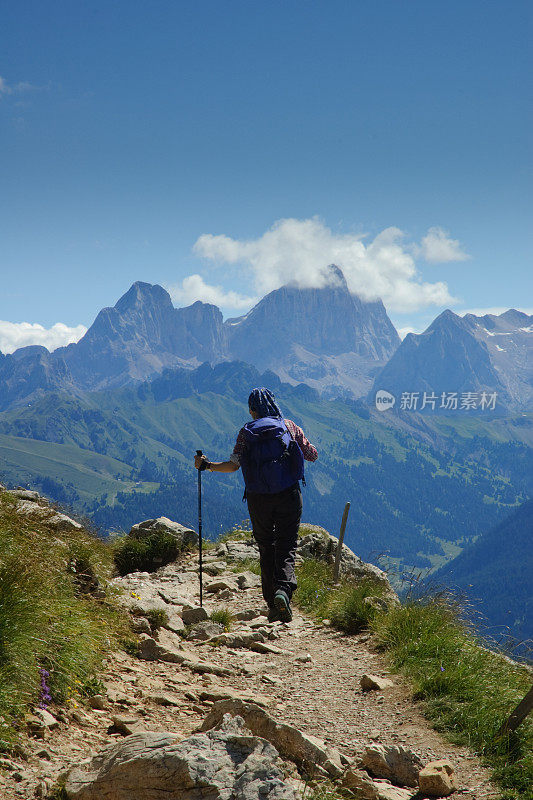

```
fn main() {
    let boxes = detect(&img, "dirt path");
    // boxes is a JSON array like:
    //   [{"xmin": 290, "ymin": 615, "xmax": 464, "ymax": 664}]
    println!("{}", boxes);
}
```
[{"xmin": 0, "ymin": 550, "xmax": 500, "ymax": 799}]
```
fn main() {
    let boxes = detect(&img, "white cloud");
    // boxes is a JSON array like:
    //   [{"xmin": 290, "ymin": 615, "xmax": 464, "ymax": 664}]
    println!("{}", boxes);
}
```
[
  {"xmin": 397, "ymin": 326, "xmax": 421, "ymax": 339},
  {"xmin": 418, "ymin": 226, "xmax": 469, "ymax": 262},
  {"xmin": 0, "ymin": 321, "xmax": 87, "ymax": 354},
  {"xmin": 0, "ymin": 76, "xmax": 35, "ymax": 98},
  {"xmin": 456, "ymin": 306, "xmax": 533, "ymax": 317},
  {"xmin": 168, "ymin": 274, "xmax": 258, "ymax": 311},
  {"xmin": 193, "ymin": 217, "xmax": 458, "ymax": 313}
]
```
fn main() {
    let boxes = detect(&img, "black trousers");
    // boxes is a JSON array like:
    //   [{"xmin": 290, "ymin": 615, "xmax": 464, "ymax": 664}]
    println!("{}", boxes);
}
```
[{"xmin": 246, "ymin": 482, "xmax": 302, "ymax": 607}]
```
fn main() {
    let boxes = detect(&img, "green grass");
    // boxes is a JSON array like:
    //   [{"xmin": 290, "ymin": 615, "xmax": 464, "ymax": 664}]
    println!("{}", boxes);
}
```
[
  {"xmin": 300, "ymin": 781, "xmax": 352, "ymax": 800},
  {"xmin": 294, "ymin": 559, "xmax": 389, "ymax": 633},
  {"xmin": 0, "ymin": 491, "xmax": 129, "ymax": 750},
  {"xmin": 293, "ymin": 557, "xmax": 532, "ymax": 798},
  {"xmin": 209, "ymin": 607, "xmax": 234, "ymax": 631},
  {"xmin": 230, "ymin": 557, "xmax": 261, "ymax": 575},
  {"xmin": 218, "ymin": 523, "xmax": 253, "ymax": 543},
  {"xmin": 371, "ymin": 598, "xmax": 533, "ymax": 798}
]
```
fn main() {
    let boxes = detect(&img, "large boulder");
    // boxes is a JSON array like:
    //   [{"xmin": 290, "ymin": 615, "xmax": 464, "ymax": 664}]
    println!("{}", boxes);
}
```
[
  {"xmin": 360, "ymin": 743, "xmax": 423, "ymax": 787},
  {"xmin": 65, "ymin": 713, "xmax": 298, "ymax": 800},
  {"xmin": 297, "ymin": 524, "xmax": 397, "ymax": 599},
  {"xmin": 200, "ymin": 699, "xmax": 347, "ymax": 778},
  {"xmin": 129, "ymin": 517, "xmax": 198, "ymax": 549}
]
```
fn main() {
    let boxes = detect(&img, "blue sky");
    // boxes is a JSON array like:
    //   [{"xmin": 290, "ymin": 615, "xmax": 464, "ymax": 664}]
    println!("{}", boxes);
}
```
[{"xmin": 1, "ymin": 0, "xmax": 531, "ymax": 352}]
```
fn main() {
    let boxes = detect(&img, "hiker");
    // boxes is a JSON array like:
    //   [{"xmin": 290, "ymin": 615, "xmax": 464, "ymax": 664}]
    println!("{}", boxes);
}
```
[{"xmin": 194, "ymin": 387, "xmax": 318, "ymax": 623}]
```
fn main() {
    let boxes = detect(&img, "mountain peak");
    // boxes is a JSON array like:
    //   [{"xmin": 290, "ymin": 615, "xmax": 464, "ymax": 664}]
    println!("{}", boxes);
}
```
[
  {"xmin": 324, "ymin": 264, "xmax": 349, "ymax": 290},
  {"xmin": 115, "ymin": 282, "xmax": 174, "ymax": 314}
]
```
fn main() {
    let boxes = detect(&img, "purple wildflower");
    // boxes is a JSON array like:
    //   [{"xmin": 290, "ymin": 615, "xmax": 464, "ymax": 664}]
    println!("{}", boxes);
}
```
[{"xmin": 38, "ymin": 667, "xmax": 52, "ymax": 709}]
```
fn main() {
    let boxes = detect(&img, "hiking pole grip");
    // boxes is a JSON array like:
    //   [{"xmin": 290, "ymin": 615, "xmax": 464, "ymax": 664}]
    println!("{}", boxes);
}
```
[{"xmin": 196, "ymin": 450, "xmax": 204, "ymax": 607}]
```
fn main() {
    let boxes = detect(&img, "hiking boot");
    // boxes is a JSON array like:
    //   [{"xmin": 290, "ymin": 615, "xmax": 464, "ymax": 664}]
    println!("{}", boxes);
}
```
[
  {"xmin": 267, "ymin": 606, "xmax": 282, "ymax": 623},
  {"xmin": 273, "ymin": 590, "xmax": 292, "ymax": 623}
]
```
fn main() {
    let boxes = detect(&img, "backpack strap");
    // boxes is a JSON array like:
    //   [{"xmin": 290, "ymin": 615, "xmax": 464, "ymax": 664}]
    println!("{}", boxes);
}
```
[{"xmin": 283, "ymin": 418, "xmax": 306, "ymax": 488}]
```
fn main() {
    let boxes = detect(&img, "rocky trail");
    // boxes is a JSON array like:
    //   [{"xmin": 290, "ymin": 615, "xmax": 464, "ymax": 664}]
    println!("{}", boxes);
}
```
[{"xmin": 0, "ymin": 520, "xmax": 501, "ymax": 800}]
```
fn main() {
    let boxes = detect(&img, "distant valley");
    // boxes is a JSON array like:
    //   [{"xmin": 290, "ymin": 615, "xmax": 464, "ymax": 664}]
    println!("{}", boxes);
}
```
[{"xmin": 1, "ymin": 268, "xmax": 531, "ymax": 643}]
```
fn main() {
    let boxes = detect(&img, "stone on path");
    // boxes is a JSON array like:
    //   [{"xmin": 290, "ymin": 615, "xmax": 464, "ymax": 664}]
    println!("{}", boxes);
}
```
[
  {"xmin": 65, "ymin": 713, "xmax": 298, "ymax": 800},
  {"xmin": 205, "ymin": 579, "xmax": 237, "ymax": 593},
  {"xmin": 418, "ymin": 759, "xmax": 456, "ymax": 796},
  {"xmin": 360, "ymin": 743, "xmax": 423, "ymax": 787},
  {"xmin": 198, "ymin": 687, "xmax": 272, "ymax": 708},
  {"xmin": 138, "ymin": 630, "xmax": 185, "ymax": 663},
  {"xmin": 138, "ymin": 631, "xmax": 231, "ymax": 676},
  {"xmin": 361, "ymin": 674, "xmax": 394, "ymax": 692},
  {"xmin": 234, "ymin": 608, "xmax": 262, "ymax": 621},
  {"xmin": 200, "ymin": 699, "xmax": 347, "ymax": 778},
  {"xmin": 164, "ymin": 613, "xmax": 186, "ymax": 634},
  {"xmin": 34, "ymin": 708, "xmax": 59, "ymax": 730},
  {"xmin": 181, "ymin": 605, "xmax": 208, "ymax": 625},
  {"xmin": 341, "ymin": 768, "xmax": 416, "ymax": 800},
  {"xmin": 108, "ymin": 715, "xmax": 146, "ymax": 736},
  {"xmin": 186, "ymin": 620, "xmax": 225, "ymax": 640},
  {"xmin": 373, "ymin": 782, "xmax": 416, "ymax": 800},
  {"xmin": 237, "ymin": 571, "xmax": 262, "ymax": 589}
]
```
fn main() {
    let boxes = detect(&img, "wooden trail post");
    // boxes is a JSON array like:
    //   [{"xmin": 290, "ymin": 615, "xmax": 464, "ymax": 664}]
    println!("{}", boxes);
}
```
[
  {"xmin": 497, "ymin": 684, "xmax": 533, "ymax": 738},
  {"xmin": 333, "ymin": 502, "xmax": 351, "ymax": 584}
]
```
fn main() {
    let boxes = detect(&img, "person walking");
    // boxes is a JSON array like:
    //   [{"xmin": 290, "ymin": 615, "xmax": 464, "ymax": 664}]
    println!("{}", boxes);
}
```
[{"xmin": 194, "ymin": 387, "xmax": 318, "ymax": 622}]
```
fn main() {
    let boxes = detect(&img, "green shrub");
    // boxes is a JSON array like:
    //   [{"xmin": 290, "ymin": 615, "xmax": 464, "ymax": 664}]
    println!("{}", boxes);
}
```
[
  {"xmin": 113, "ymin": 531, "xmax": 180, "ymax": 576},
  {"xmin": 146, "ymin": 608, "xmax": 169, "ymax": 632},
  {"xmin": 210, "ymin": 608, "xmax": 234, "ymax": 631}
]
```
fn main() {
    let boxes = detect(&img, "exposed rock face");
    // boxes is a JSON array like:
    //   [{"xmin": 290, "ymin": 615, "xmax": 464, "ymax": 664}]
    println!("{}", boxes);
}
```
[
  {"xmin": 371, "ymin": 309, "xmax": 516, "ymax": 412},
  {"xmin": 65, "ymin": 713, "xmax": 298, "ymax": 800},
  {"xmin": 462, "ymin": 309, "xmax": 533, "ymax": 408},
  {"xmin": 0, "ymin": 269, "xmax": 402, "ymax": 408},
  {"xmin": 0, "ymin": 345, "xmax": 74, "ymax": 411},
  {"xmin": 226, "ymin": 266, "xmax": 399, "ymax": 364},
  {"xmin": 63, "ymin": 282, "xmax": 226, "ymax": 390},
  {"xmin": 226, "ymin": 265, "xmax": 400, "ymax": 398},
  {"xmin": 0, "ymin": 282, "xmax": 227, "ymax": 407}
]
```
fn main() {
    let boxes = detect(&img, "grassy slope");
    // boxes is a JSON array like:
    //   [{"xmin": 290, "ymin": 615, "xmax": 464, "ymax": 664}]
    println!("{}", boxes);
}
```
[
  {"xmin": 294, "ymin": 558, "xmax": 533, "ymax": 800},
  {"xmin": 0, "ymin": 491, "xmax": 129, "ymax": 749},
  {"xmin": 0, "ymin": 432, "xmax": 157, "ymax": 501}
]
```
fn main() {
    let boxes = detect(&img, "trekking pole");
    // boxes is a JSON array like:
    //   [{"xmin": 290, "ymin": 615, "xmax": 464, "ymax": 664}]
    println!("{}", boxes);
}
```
[{"xmin": 196, "ymin": 450, "xmax": 207, "ymax": 607}]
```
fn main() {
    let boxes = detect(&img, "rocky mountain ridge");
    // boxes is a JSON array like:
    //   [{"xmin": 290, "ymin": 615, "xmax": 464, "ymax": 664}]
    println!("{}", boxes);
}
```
[
  {"xmin": 2, "ymin": 268, "xmax": 531, "ymax": 413},
  {"xmin": 370, "ymin": 307, "xmax": 533, "ymax": 413},
  {"xmin": 0, "ymin": 266, "xmax": 400, "ymax": 410}
]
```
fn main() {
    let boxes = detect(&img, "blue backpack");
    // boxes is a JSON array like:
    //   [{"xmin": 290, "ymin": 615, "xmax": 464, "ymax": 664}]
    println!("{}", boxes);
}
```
[{"xmin": 240, "ymin": 416, "xmax": 305, "ymax": 496}]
